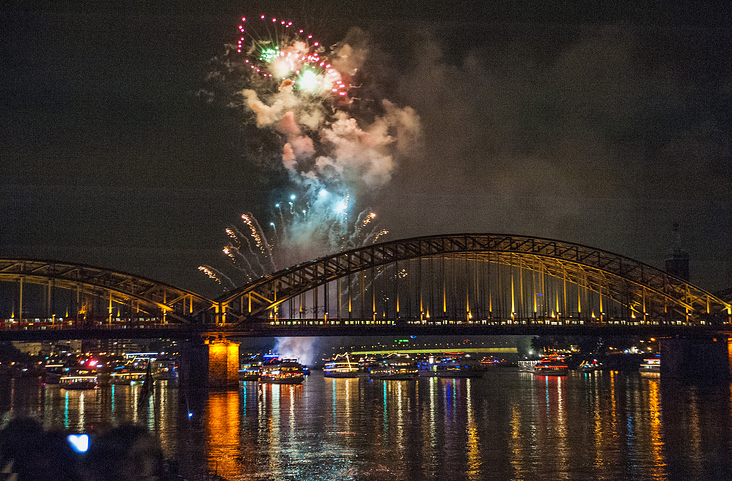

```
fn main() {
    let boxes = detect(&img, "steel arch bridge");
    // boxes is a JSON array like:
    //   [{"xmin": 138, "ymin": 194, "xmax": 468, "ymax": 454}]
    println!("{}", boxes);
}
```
[
  {"xmin": 0, "ymin": 234, "xmax": 729, "ymax": 335},
  {"xmin": 0, "ymin": 259, "xmax": 214, "ymax": 326},
  {"xmin": 220, "ymin": 233, "xmax": 731, "ymax": 329}
]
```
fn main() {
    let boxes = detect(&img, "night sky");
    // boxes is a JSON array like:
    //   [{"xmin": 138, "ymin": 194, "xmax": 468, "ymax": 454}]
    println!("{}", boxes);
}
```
[{"xmin": 2, "ymin": 1, "xmax": 731, "ymax": 299}]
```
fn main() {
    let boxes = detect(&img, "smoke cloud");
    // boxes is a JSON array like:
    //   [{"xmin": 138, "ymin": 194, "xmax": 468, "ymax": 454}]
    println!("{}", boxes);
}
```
[
  {"xmin": 273, "ymin": 337, "xmax": 320, "ymax": 367},
  {"xmin": 373, "ymin": 23, "xmax": 731, "ymax": 291}
]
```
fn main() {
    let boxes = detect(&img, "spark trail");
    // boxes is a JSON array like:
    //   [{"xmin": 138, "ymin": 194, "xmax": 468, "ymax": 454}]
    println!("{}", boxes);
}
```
[{"xmin": 201, "ymin": 14, "xmax": 420, "ymax": 291}]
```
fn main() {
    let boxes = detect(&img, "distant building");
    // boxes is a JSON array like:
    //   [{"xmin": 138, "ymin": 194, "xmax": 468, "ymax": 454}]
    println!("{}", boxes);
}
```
[
  {"xmin": 82, "ymin": 339, "xmax": 146, "ymax": 355},
  {"xmin": 665, "ymin": 223, "xmax": 689, "ymax": 281},
  {"xmin": 55, "ymin": 340, "xmax": 82, "ymax": 355},
  {"xmin": 12, "ymin": 341, "xmax": 53, "ymax": 357}
]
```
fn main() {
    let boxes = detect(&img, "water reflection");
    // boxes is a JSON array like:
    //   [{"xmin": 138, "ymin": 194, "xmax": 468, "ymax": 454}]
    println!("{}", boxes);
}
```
[
  {"xmin": 1, "ymin": 372, "xmax": 732, "ymax": 479},
  {"xmin": 205, "ymin": 390, "xmax": 241, "ymax": 479},
  {"xmin": 646, "ymin": 377, "xmax": 664, "ymax": 478},
  {"xmin": 660, "ymin": 380, "xmax": 732, "ymax": 480}
]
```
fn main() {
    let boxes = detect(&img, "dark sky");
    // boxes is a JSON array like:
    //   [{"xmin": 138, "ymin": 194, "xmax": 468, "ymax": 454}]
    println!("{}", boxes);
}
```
[{"xmin": 2, "ymin": 1, "xmax": 731, "ymax": 298}]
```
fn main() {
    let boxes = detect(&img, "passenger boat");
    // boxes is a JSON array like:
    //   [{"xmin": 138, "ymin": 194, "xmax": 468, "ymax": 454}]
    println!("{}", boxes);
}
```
[
  {"xmin": 238, "ymin": 365, "xmax": 261, "ymax": 381},
  {"xmin": 153, "ymin": 360, "xmax": 178, "ymax": 381},
  {"xmin": 533, "ymin": 355, "xmax": 569, "ymax": 376},
  {"xmin": 418, "ymin": 356, "xmax": 484, "ymax": 378},
  {"xmin": 259, "ymin": 359, "xmax": 305, "ymax": 384},
  {"xmin": 368, "ymin": 356, "xmax": 419, "ymax": 380},
  {"xmin": 435, "ymin": 358, "xmax": 484, "ymax": 378},
  {"xmin": 110, "ymin": 370, "xmax": 147, "ymax": 385},
  {"xmin": 639, "ymin": 355, "xmax": 661, "ymax": 376},
  {"xmin": 59, "ymin": 373, "xmax": 98, "ymax": 390},
  {"xmin": 43, "ymin": 363, "xmax": 65, "ymax": 384},
  {"xmin": 239, "ymin": 355, "xmax": 263, "ymax": 381},
  {"xmin": 518, "ymin": 360, "xmax": 540, "ymax": 372},
  {"xmin": 324, "ymin": 354, "xmax": 360, "ymax": 378}
]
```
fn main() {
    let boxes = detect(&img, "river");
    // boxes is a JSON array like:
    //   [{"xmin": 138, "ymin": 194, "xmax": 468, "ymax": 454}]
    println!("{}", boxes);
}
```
[{"xmin": 1, "ymin": 369, "xmax": 731, "ymax": 480}]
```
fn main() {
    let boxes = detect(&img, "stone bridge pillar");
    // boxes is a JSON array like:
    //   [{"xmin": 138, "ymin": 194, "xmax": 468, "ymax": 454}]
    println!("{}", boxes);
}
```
[
  {"xmin": 659, "ymin": 336, "xmax": 731, "ymax": 381},
  {"xmin": 179, "ymin": 336, "xmax": 239, "ymax": 390}
]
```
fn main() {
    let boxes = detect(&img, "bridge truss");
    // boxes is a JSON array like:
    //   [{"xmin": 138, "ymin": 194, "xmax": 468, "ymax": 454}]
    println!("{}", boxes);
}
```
[
  {"xmin": 0, "ymin": 234, "xmax": 729, "ymax": 335},
  {"xmin": 220, "ymin": 234, "xmax": 731, "ymax": 328},
  {"xmin": 0, "ymin": 259, "xmax": 213, "ymax": 325}
]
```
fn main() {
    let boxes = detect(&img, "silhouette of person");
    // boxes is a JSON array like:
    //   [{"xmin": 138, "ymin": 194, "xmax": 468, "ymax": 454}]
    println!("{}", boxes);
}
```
[
  {"xmin": 81, "ymin": 424, "xmax": 166, "ymax": 481},
  {"xmin": 0, "ymin": 417, "xmax": 80, "ymax": 481}
]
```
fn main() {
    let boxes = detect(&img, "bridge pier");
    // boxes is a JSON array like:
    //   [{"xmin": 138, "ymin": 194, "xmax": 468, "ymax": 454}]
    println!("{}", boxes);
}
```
[
  {"xmin": 659, "ymin": 336, "xmax": 731, "ymax": 381},
  {"xmin": 179, "ymin": 336, "xmax": 240, "ymax": 390}
]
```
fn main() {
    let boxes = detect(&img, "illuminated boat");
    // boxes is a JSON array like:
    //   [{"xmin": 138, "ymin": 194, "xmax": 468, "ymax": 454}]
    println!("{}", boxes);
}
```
[
  {"xmin": 110, "ymin": 369, "xmax": 147, "ymax": 385},
  {"xmin": 368, "ymin": 356, "xmax": 419, "ymax": 380},
  {"xmin": 533, "ymin": 355, "xmax": 569, "ymax": 376},
  {"xmin": 435, "ymin": 358, "xmax": 484, "ymax": 378},
  {"xmin": 639, "ymin": 355, "xmax": 661, "ymax": 376},
  {"xmin": 418, "ymin": 356, "xmax": 484, "ymax": 378},
  {"xmin": 153, "ymin": 360, "xmax": 178, "ymax": 381},
  {"xmin": 238, "ymin": 366, "xmax": 260, "ymax": 381},
  {"xmin": 259, "ymin": 359, "xmax": 305, "ymax": 384},
  {"xmin": 43, "ymin": 363, "xmax": 65, "ymax": 384},
  {"xmin": 239, "ymin": 355, "xmax": 263, "ymax": 381},
  {"xmin": 60, "ymin": 373, "xmax": 98, "ymax": 389},
  {"xmin": 578, "ymin": 359, "xmax": 602, "ymax": 372},
  {"xmin": 324, "ymin": 354, "xmax": 360, "ymax": 378}
]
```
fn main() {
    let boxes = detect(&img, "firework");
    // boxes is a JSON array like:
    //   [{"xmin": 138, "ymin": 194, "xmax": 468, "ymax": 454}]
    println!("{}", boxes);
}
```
[
  {"xmin": 227, "ymin": 14, "xmax": 419, "ymax": 195},
  {"xmin": 200, "ymin": 14, "xmax": 421, "ymax": 292},
  {"xmin": 235, "ymin": 15, "xmax": 349, "ymax": 99},
  {"xmin": 198, "ymin": 266, "xmax": 234, "ymax": 290},
  {"xmin": 201, "ymin": 193, "xmax": 387, "ymax": 288}
]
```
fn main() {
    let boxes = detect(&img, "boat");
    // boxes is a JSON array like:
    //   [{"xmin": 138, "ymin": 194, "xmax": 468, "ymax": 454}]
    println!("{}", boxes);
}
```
[
  {"xmin": 368, "ymin": 356, "xmax": 419, "ymax": 380},
  {"xmin": 43, "ymin": 363, "xmax": 65, "ymax": 384},
  {"xmin": 238, "ymin": 366, "xmax": 261, "ymax": 381},
  {"xmin": 639, "ymin": 355, "xmax": 661, "ymax": 376},
  {"xmin": 533, "ymin": 355, "xmax": 569, "ymax": 376},
  {"xmin": 324, "ymin": 354, "xmax": 360, "ymax": 378},
  {"xmin": 239, "ymin": 355, "xmax": 264, "ymax": 381},
  {"xmin": 518, "ymin": 360, "xmax": 540, "ymax": 372},
  {"xmin": 110, "ymin": 370, "xmax": 147, "ymax": 385},
  {"xmin": 578, "ymin": 359, "xmax": 602, "ymax": 372},
  {"xmin": 418, "ymin": 356, "xmax": 484, "ymax": 378},
  {"xmin": 59, "ymin": 373, "xmax": 98, "ymax": 390},
  {"xmin": 259, "ymin": 359, "xmax": 305, "ymax": 384},
  {"xmin": 435, "ymin": 358, "xmax": 484, "ymax": 378},
  {"xmin": 153, "ymin": 360, "xmax": 178, "ymax": 381}
]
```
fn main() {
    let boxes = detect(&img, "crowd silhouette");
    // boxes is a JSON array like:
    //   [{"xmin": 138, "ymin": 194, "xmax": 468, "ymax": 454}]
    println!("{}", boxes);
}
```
[{"xmin": 0, "ymin": 418, "xmax": 180, "ymax": 481}]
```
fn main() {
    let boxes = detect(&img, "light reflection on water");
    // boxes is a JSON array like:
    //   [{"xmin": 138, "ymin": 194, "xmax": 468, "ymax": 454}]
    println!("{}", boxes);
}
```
[{"xmin": 1, "ymin": 371, "xmax": 732, "ymax": 480}]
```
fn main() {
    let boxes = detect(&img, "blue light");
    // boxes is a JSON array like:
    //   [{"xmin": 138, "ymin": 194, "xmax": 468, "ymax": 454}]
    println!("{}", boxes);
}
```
[
  {"xmin": 275, "ymin": 203, "xmax": 280, "ymax": 208},
  {"xmin": 290, "ymin": 194, "xmax": 296, "ymax": 201},
  {"xmin": 67, "ymin": 434, "xmax": 89, "ymax": 453}
]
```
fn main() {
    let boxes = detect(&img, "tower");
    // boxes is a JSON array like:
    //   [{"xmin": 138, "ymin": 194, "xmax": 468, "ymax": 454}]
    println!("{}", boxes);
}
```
[{"xmin": 665, "ymin": 223, "xmax": 689, "ymax": 281}]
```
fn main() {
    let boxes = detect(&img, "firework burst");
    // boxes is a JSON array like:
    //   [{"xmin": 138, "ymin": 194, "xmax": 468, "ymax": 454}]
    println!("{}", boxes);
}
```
[
  {"xmin": 200, "ymin": 14, "xmax": 420, "ymax": 292},
  {"xmin": 235, "ymin": 15, "xmax": 349, "ymax": 100},
  {"xmin": 202, "ymin": 193, "xmax": 387, "ymax": 287}
]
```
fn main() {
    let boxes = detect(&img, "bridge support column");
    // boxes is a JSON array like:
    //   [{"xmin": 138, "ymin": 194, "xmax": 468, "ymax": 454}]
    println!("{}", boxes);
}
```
[
  {"xmin": 179, "ymin": 336, "xmax": 240, "ymax": 390},
  {"xmin": 659, "ymin": 336, "xmax": 731, "ymax": 381}
]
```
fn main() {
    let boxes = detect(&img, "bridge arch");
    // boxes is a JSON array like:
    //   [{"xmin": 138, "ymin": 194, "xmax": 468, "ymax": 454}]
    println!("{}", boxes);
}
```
[
  {"xmin": 0, "ymin": 259, "xmax": 214, "ymax": 324},
  {"xmin": 220, "ymin": 233, "xmax": 731, "ymax": 327}
]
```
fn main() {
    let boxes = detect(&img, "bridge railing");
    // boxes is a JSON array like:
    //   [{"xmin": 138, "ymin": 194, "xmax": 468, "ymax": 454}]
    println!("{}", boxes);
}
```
[
  {"xmin": 0, "ymin": 317, "xmax": 183, "ymax": 331},
  {"xmin": 260, "ymin": 315, "xmax": 726, "ymax": 329}
]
